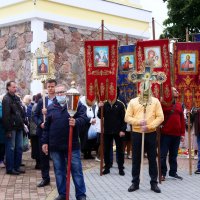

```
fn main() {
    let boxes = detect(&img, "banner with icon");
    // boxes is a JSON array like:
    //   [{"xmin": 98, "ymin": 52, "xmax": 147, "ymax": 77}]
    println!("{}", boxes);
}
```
[{"xmin": 85, "ymin": 40, "xmax": 118, "ymax": 105}]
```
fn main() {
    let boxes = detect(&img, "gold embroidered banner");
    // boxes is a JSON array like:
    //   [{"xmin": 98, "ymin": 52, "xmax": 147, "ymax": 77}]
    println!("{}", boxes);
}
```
[
  {"xmin": 136, "ymin": 39, "xmax": 172, "ymax": 103},
  {"xmin": 174, "ymin": 42, "xmax": 200, "ymax": 108},
  {"xmin": 85, "ymin": 40, "xmax": 118, "ymax": 105}
]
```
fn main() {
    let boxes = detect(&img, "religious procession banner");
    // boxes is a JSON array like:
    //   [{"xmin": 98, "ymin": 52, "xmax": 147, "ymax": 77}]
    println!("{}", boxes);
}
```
[
  {"xmin": 135, "ymin": 39, "xmax": 172, "ymax": 103},
  {"xmin": 85, "ymin": 40, "xmax": 118, "ymax": 105},
  {"xmin": 118, "ymin": 45, "xmax": 136, "ymax": 103},
  {"xmin": 174, "ymin": 42, "xmax": 200, "ymax": 108}
]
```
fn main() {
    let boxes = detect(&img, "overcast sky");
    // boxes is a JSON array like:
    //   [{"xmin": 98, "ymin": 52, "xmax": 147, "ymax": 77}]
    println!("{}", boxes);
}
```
[{"xmin": 140, "ymin": 0, "xmax": 168, "ymax": 39}]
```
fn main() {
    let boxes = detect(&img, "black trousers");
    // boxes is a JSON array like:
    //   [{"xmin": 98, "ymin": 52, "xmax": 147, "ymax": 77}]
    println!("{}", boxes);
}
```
[
  {"xmin": 39, "ymin": 137, "xmax": 50, "ymax": 181},
  {"xmin": 131, "ymin": 132, "xmax": 158, "ymax": 185},
  {"xmin": 104, "ymin": 134, "xmax": 124, "ymax": 170}
]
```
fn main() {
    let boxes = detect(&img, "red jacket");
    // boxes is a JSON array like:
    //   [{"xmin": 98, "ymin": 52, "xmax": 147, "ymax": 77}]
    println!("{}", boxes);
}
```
[{"xmin": 161, "ymin": 102, "xmax": 185, "ymax": 136}]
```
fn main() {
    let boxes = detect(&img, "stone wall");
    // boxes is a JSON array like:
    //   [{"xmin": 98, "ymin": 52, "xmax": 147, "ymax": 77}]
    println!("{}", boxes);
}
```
[
  {"xmin": 0, "ymin": 22, "xmax": 33, "ymax": 96},
  {"xmin": 0, "ymin": 21, "xmax": 137, "ymax": 96},
  {"xmin": 44, "ymin": 22, "xmax": 137, "ymax": 95}
]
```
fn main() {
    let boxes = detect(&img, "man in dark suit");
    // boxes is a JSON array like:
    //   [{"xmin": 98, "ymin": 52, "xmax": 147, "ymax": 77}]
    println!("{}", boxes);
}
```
[
  {"xmin": 34, "ymin": 79, "xmax": 57, "ymax": 187},
  {"xmin": 98, "ymin": 98, "xmax": 126, "ymax": 176}
]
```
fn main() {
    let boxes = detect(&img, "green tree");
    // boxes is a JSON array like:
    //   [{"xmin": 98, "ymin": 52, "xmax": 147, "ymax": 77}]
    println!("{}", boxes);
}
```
[{"xmin": 160, "ymin": 0, "xmax": 200, "ymax": 41}]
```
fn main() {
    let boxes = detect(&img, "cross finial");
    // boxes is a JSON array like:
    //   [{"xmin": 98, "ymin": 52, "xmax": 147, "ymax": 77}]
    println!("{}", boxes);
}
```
[{"xmin": 128, "ymin": 61, "xmax": 167, "ymax": 105}]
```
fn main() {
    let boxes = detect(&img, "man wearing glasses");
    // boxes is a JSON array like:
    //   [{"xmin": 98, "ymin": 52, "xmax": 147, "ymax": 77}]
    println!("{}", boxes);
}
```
[
  {"xmin": 42, "ymin": 84, "xmax": 87, "ymax": 200},
  {"xmin": 160, "ymin": 87, "xmax": 185, "ymax": 181}
]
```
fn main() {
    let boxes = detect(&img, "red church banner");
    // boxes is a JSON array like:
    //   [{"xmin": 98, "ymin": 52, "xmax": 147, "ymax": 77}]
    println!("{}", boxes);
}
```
[
  {"xmin": 85, "ymin": 40, "xmax": 118, "ymax": 105},
  {"xmin": 174, "ymin": 42, "xmax": 200, "ymax": 108},
  {"xmin": 136, "ymin": 39, "xmax": 172, "ymax": 103}
]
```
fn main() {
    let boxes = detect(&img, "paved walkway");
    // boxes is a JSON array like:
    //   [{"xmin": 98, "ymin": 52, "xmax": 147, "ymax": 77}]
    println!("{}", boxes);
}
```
[
  {"xmin": 0, "ymin": 150, "xmax": 98, "ymax": 200},
  {"xmin": 67, "ymin": 162, "xmax": 200, "ymax": 200},
  {"xmin": 48, "ymin": 157, "xmax": 200, "ymax": 200},
  {"xmin": 0, "ymin": 150, "xmax": 199, "ymax": 200}
]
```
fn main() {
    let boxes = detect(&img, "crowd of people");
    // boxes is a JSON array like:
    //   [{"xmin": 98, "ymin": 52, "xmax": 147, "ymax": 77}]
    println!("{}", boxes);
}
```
[{"xmin": 0, "ymin": 80, "xmax": 200, "ymax": 200}]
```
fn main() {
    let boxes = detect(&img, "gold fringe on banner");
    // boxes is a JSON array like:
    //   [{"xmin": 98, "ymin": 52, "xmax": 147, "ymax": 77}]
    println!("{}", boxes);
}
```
[
  {"xmin": 95, "ymin": 79, "xmax": 100, "ymax": 102},
  {"xmin": 106, "ymin": 78, "xmax": 109, "ymax": 101}
]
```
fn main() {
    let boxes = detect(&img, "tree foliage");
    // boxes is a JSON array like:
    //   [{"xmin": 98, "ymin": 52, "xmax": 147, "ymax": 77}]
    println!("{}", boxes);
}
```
[{"xmin": 160, "ymin": 0, "xmax": 200, "ymax": 41}]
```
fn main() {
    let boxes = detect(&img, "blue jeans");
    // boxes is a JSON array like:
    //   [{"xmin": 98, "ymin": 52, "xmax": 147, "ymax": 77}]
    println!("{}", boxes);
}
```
[
  {"xmin": 5, "ymin": 130, "xmax": 23, "ymax": 172},
  {"xmin": 161, "ymin": 134, "xmax": 180, "ymax": 176},
  {"xmin": 50, "ymin": 149, "xmax": 86, "ymax": 199},
  {"xmin": 197, "ymin": 135, "xmax": 200, "ymax": 170}
]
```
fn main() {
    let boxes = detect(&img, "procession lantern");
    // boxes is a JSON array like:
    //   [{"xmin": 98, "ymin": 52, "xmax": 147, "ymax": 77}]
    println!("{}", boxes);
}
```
[{"xmin": 66, "ymin": 81, "xmax": 80, "ymax": 116}]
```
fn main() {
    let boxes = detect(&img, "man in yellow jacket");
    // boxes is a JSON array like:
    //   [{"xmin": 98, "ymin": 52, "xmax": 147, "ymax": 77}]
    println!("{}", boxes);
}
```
[{"xmin": 125, "ymin": 89, "xmax": 164, "ymax": 193}]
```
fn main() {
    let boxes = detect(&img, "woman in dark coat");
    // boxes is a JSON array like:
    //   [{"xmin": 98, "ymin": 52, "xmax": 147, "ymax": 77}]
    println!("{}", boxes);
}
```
[{"xmin": 29, "ymin": 93, "xmax": 41, "ymax": 169}]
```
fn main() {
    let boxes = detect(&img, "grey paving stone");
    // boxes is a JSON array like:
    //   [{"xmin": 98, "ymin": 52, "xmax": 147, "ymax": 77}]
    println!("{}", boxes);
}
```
[{"xmin": 69, "ymin": 162, "xmax": 200, "ymax": 200}]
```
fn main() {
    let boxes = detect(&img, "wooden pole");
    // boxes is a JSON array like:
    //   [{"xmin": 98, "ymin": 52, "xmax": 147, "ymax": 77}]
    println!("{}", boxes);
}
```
[
  {"xmin": 140, "ymin": 132, "xmax": 145, "ymax": 183},
  {"xmin": 188, "ymin": 110, "xmax": 192, "ymax": 175},
  {"xmin": 100, "ymin": 19, "xmax": 104, "ymax": 176},
  {"xmin": 152, "ymin": 17, "xmax": 155, "ymax": 40},
  {"xmin": 157, "ymin": 83, "xmax": 163, "ymax": 184},
  {"xmin": 42, "ymin": 80, "xmax": 46, "ymax": 122},
  {"xmin": 126, "ymin": 34, "xmax": 129, "ymax": 45},
  {"xmin": 101, "ymin": 20, "xmax": 104, "ymax": 40},
  {"xmin": 66, "ymin": 125, "xmax": 74, "ymax": 200},
  {"xmin": 185, "ymin": 27, "xmax": 192, "ymax": 175},
  {"xmin": 157, "ymin": 129, "xmax": 161, "ymax": 184},
  {"xmin": 100, "ymin": 106, "xmax": 104, "ymax": 176},
  {"xmin": 186, "ymin": 27, "xmax": 189, "ymax": 42},
  {"xmin": 140, "ymin": 106, "xmax": 146, "ymax": 183}
]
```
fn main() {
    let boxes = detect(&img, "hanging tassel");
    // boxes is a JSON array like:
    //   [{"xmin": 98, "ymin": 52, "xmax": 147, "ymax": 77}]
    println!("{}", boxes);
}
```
[
  {"xmin": 106, "ymin": 78, "xmax": 109, "ymax": 101},
  {"xmin": 95, "ymin": 79, "xmax": 100, "ymax": 102}
]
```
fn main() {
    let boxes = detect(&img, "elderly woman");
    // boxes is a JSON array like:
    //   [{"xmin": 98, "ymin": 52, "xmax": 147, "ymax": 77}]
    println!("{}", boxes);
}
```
[{"xmin": 23, "ymin": 95, "xmax": 32, "ymax": 108}]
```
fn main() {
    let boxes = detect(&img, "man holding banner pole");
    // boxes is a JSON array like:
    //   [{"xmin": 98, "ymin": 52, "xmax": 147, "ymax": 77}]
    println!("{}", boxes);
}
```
[
  {"xmin": 34, "ymin": 79, "xmax": 57, "ymax": 187},
  {"xmin": 42, "ymin": 84, "xmax": 87, "ymax": 200}
]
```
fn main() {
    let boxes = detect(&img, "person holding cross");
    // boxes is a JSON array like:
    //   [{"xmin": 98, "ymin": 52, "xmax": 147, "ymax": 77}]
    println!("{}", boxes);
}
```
[{"xmin": 125, "ymin": 79, "xmax": 164, "ymax": 193}]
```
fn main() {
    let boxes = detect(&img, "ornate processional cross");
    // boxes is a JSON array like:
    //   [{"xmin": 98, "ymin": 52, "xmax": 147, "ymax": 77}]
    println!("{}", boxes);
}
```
[{"xmin": 128, "ymin": 63, "xmax": 167, "ymax": 105}]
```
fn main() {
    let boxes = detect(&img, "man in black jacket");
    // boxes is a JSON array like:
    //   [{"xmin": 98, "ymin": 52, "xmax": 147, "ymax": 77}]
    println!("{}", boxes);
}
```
[
  {"xmin": 2, "ymin": 81, "xmax": 25, "ymax": 175},
  {"xmin": 42, "ymin": 84, "xmax": 87, "ymax": 200},
  {"xmin": 34, "ymin": 79, "xmax": 57, "ymax": 187},
  {"xmin": 98, "ymin": 99, "xmax": 126, "ymax": 176}
]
